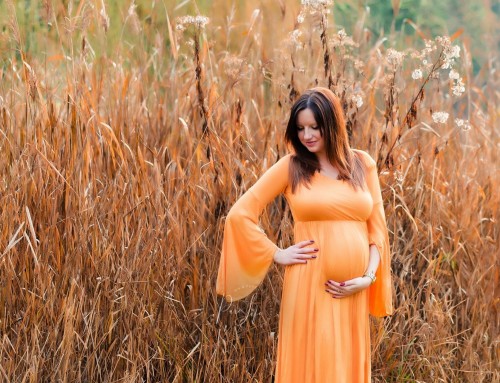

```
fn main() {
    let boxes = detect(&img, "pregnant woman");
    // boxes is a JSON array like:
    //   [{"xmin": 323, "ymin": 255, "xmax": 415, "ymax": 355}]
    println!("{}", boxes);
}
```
[{"xmin": 216, "ymin": 87, "xmax": 393, "ymax": 382}]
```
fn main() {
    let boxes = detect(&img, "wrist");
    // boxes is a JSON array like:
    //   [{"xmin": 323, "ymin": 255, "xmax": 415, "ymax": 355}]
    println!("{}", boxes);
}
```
[
  {"xmin": 362, "ymin": 270, "xmax": 376, "ymax": 284},
  {"xmin": 273, "ymin": 248, "xmax": 282, "ymax": 262}
]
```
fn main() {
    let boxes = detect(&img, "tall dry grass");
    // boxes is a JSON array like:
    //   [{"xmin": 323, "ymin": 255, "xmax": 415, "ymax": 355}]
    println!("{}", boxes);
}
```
[{"xmin": 0, "ymin": 0, "xmax": 498, "ymax": 382}]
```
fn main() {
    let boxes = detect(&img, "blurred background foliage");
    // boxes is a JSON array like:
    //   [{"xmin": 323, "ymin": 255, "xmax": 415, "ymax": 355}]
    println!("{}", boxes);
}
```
[{"xmin": 1, "ymin": 0, "xmax": 498, "ymax": 76}]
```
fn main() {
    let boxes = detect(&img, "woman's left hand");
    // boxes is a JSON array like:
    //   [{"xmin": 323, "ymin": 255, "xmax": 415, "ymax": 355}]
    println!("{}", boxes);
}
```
[{"xmin": 325, "ymin": 277, "xmax": 371, "ymax": 298}]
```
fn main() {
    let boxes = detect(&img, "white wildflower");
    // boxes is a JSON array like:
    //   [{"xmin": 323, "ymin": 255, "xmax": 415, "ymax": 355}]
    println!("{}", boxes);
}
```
[
  {"xmin": 297, "ymin": 12, "xmax": 305, "ymax": 24},
  {"xmin": 438, "ymin": 36, "xmax": 460, "ymax": 70},
  {"xmin": 386, "ymin": 48, "xmax": 404, "ymax": 68},
  {"xmin": 448, "ymin": 45, "xmax": 460, "ymax": 59},
  {"xmin": 331, "ymin": 29, "xmax": 356, "ymax": 48},
  {"xmin": 449, "ymin": 69, "xmax": 459, "ymax": 80},
  {"xmin": 432, "ymin": 111, "xmax": 449, "ymax": 124},
  {"xmin": 424, "ymin": 40, "xmax": 435, "ymax": 51},
  {"xmin": 436, "ymin": 36, "xmax": 451, "ymax": 48},
  {"xmin": 354, "ymin": 59, "xmax": 364, "ymax": 72},
  {"xmin": 455, "ymin": 118, "xmax": 471, "ymax": 131},
  {"xmin": 422, "ymin": 59, "xmax": 428, "ymax": 65},
  {"xmin": 452, "ymin": 78, "xmax": 465, "ymax": 96},
  {"xmin": 412, "ymin": 69, "xmax": 423, "ymax": 80},
  {"xmin": 351, "ymin": 94, "xmax": 363, "ymax": 108},
  {"xmin": 300, "ymin": 0, "xmax": 333, "ymax": 14},
  {"xmin": 176, "ymin": 15, "xmax": 210, "ymax": 30}
]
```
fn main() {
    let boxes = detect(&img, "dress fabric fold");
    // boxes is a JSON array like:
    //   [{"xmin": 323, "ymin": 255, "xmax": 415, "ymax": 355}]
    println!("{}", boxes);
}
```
[{"xmin": 216, "ymin": 149, "xmax": 393, "ymax": 382}]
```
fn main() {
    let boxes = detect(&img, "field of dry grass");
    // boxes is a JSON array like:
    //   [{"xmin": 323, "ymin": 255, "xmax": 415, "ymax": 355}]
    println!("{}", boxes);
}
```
[{"xmin": 0, "ymin": 0, "xmax": 498, "ymax": 382}]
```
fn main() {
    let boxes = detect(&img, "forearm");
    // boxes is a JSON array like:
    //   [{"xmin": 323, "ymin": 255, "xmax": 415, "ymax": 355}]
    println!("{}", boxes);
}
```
[{"xmin": 365, "ymin": 244, "xmax": 381, "ymax": 275}]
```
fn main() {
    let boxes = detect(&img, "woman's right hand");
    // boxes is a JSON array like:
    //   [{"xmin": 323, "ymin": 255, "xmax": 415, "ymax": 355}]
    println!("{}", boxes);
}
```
[{"xmin": 273, "ymin": 240, "xmax": 318, "ymax": 266}]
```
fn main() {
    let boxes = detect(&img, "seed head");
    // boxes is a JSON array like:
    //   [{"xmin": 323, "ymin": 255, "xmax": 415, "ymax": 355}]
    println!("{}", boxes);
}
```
[
  {"xmin": 412, "ymin": 69, "xmax": 423, "ymax": 80},
  {"xmin": 432, "ymin": 111, "xmax": 449, "ymax": 124}
]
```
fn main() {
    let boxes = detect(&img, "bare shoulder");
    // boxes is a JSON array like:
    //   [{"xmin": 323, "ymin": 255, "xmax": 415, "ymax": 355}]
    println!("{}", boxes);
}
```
[
  {"xmin": 351, "ymin": 148, "xmax": 376, "ymax": 169},
  {"xmin": 275, "ymin": 153, "xmax": 292, "ymax": 167},
  {"xmin": 280, "ymin": 153, "xmax": 293, "ymax": 162}
]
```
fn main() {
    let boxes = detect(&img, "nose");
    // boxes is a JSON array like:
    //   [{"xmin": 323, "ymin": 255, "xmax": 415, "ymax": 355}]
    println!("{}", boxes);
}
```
[{"xmin": 303, "ymin": 127, "xmax": 313, "ymax": 139}]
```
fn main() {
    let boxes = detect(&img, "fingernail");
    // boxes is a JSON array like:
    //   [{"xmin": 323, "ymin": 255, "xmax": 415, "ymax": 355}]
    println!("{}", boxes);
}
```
[
  {"xmin": 310, "ymin": 240, "xmax": 314, "ymax": 243},
  {"xmin": 314, "ymin": 248, "xmax": 318, "ymax": 251},
  {"xmin": 340, "ymin": 282, "xmax": 345, "ymax": 287},
  {"xmin": 312, "ymin": 256, "xmax": 317, "ymax": 259}
]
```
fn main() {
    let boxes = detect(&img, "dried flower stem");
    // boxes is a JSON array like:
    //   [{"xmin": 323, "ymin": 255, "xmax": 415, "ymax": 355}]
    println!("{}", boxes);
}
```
[
  {"xmin": 194, "ymin": 34, "xmax": 208, "ymax": 138},
  {"xmin": 319, "ymin": 15, "xmax": 334, "ymax": 89},
  {"xmin": 380, "ymin": 49, "xmax": 445, "ymax": 169}
]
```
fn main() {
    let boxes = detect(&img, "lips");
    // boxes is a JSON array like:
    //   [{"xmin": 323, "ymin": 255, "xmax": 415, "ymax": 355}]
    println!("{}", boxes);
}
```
[{"xmin": 304, "ymin": 141, "xmax": 317, "ymax": 146}]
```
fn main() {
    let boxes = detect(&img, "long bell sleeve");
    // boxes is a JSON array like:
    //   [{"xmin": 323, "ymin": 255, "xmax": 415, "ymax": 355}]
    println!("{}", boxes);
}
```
[
  {"xmin": 363, "ymin": 152, "xmax": 393, "ymax": 317},
  {"xmin": 216, "ymin": 154, "xmax": 291, "ymax": 302}
]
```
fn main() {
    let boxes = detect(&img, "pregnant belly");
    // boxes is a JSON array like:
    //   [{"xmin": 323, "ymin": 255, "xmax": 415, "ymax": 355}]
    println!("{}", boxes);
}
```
[{"xmin": 294, "ymin": 220, "xmax": 370, "ymax": 282}]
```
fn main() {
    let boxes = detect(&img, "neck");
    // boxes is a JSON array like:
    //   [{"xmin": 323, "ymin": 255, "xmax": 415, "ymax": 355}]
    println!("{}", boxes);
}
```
[{"xmin": 316, "ymin": 152, "xmax": 330, "ymax": 167}]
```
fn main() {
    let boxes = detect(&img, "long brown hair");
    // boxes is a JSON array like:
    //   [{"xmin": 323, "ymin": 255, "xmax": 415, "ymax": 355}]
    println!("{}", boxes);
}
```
[{"xmin": 284, "ymin": 87, "xmax": 367, "ymax": 193}]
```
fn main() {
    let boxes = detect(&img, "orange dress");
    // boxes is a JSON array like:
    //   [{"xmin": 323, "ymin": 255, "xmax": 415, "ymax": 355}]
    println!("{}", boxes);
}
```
[{"xmin": 216, "ymin": 149, "xmax": 393, "ymax": 382}]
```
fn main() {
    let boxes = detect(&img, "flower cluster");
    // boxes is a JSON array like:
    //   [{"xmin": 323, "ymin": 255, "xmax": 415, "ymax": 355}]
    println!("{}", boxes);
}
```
[
  {"xmin": 455, "ymin": 118, "xmax": 471, "ymax": 131},
  {"xmin": 449, "ymin": 69, "xmax": 459, "ymax": 80},
  {"xmin": 176, "ymin": 15, "xmax": 210, "ymax": 32},
  {"xmin": 301, "ymin": 0, "xmax": 334, "ymax": 9},
  {"xmin": 412, "ymin": 69, "xmax": 423, "ymax": 80},
  {"xmin": 410, "ymin": 37, "xmax": 466, "ymax": 98},
  {"xmin": 298, "ymin": 0, "xmax": 333, "ymax": 20},
  {"xmin": 437, "ymin": 36, "xmax": 461, "ymax": 69},
  {"xmin": 448, "ymin": 69, "xmax": 465, "ymax": 96},
  {"xmin": 353, "ymin": 59, "xmax": 364, "ymax": 72},
  {"xmin": 350, "ymin": 93, "xmax": 363, "ymax": 108},
  {"xmin": 432, "ymin": 111, "xmax": 449, "ymax": 124},
  {"xmin": 386, "ymin": 48, "xmax": 404, "ymax": 69},
  {"xmin": 331, "ymin": 29, "xmax": 357, "ymax": 48},
  {"xmin": 451, "ymin": 77, "xmax": 465, "ymax": 96}
]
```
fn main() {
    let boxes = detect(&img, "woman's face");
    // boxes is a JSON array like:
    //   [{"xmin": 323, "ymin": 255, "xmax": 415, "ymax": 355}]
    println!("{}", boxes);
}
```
[{"xmin": 296, "ymin": 108, "xmax": 325, "ymax": 156}]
